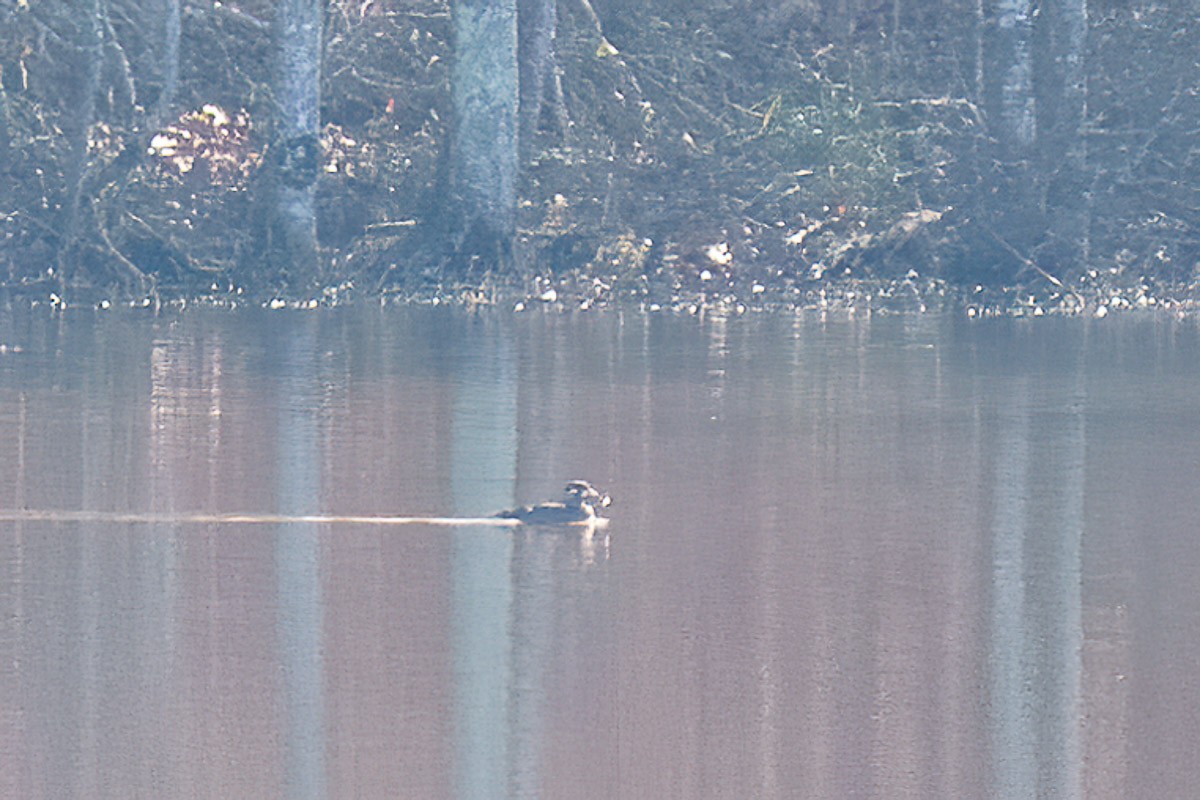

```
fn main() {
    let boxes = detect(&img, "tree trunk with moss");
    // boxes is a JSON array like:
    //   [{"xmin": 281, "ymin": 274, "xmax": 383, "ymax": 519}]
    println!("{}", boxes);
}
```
[{"xmin": 451, "ymin": 0, "xmax": 519, "ymax": 273}]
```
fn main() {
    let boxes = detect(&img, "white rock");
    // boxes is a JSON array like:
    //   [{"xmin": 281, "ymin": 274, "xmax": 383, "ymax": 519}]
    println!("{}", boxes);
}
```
[{"xmin": 706, "ymin": 242, "xmax": 733, "ymax": 265}]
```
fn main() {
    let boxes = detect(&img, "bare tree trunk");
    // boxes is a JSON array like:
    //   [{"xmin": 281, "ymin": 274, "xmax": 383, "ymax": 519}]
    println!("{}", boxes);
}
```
[
  {"xmin": 1041, "ymin": 0, "xmax": 1090, "ymax": 273},
  {"xmin": 267, "ymin": 0, "xmax": 324, "ymax": 291},
  {"xmin": 57, "ymin": 0, "xmax": 181, "ymax": 296},
  {"xmin": 57, "ymin": 0, "xmax": 106, "ymax": 285},
  {"xmin": 0, "ymin": 2, "xmax": 10, "ymax": 176},
  {"xmin": 451, "ymin": 0, "xmax": 518, "ymax": 272},
  {"xmin": 0, "ymin": 68, "xmax": 9, "ymax": 177},
  {"xmin": 519, "ymin": 0, "xmax": 564, "ymax": 145},
  {"xmin": 980, "ymin": 0, "xmax": 1042, "ymax": 279},
  {"xmin": 986, "ymin": 0, "xmax": 1036, "ymax": 154},
  {"xmin": 974, "ymin": 0, "xmax": 985, "ymax": 101},
  {"xmin": 160, "ymin": 0, "xmax": 182, "ymax": 117}
]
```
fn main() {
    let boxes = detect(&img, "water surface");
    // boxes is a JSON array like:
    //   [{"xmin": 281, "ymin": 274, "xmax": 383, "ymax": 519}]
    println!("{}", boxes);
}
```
[{"xmin": 0, "ymin": 306, "xmax": 1198, "ymax": 799}]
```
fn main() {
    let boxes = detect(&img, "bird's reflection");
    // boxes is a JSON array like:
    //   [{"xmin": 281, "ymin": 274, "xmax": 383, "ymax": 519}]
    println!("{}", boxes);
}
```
[{"xmin": 578, "ymin": 525, "xmax": 611, "ymax": 566}]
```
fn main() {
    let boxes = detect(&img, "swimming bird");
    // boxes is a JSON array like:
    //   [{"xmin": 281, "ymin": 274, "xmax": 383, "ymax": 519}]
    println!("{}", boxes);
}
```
[{"xmin": 495, "ymin": 480, "xmax": 612, "ymax": 525}]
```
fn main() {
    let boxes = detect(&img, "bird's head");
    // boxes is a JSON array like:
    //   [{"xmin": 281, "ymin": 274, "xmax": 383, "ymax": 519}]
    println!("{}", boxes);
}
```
[{"xmin": 564, "ymin": 480, "xmax": 611, "ymax": 509}]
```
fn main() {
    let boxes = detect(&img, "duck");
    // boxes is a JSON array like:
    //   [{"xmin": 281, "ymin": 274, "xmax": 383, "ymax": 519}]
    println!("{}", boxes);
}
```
[{"xmin": 495, "ymin": 480, "xmax": 612, "ymax": 525}]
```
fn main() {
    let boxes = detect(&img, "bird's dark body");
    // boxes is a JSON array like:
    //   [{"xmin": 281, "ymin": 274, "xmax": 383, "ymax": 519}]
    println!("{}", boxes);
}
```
[
  {"xmin": 494, "ymin": 480, "xmax": 611, "ymax": 526},
  {"xmin": 495, "ymin": 502, "xmax": 593, "ymax": 525}
]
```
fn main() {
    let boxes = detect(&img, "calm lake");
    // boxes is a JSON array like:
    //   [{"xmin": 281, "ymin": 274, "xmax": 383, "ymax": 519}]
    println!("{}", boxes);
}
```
[{"xmin": 0, "ymin": 305, "xmax": 1198, "ymax": 798}]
